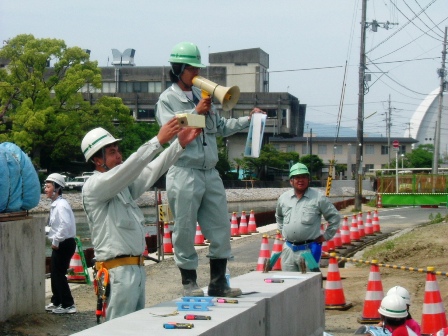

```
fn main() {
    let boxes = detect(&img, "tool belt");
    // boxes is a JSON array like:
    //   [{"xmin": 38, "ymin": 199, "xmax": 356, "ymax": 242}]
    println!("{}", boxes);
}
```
[{"xmin": 95, "ymin": 255, "xmax": 144, "ymax": 271}]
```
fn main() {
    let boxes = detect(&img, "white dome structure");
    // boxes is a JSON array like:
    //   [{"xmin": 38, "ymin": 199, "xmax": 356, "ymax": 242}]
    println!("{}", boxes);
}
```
[{"xmin": 405, "ymin": 88, "xmax": 448, "ymax": 154}]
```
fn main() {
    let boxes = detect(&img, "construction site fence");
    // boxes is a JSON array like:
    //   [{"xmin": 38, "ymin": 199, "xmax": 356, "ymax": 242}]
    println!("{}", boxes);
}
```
[
  {"xmin": 377, "ymin": 174, "xmax": 448, "ymax": 194},
  {"xmin": 379, "ymin": 193, "xmax": 448, "ymax": 207}
]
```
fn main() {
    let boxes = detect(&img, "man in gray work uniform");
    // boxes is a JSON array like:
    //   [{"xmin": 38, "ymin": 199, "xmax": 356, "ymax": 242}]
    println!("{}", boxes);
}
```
[
  {"xmin": 81, "ymin": 120, "xmax": 200, "ymax": 320},
  {"xmin": 276, "ymin": 163, "xmax": 340, "ymax": 272},
  {"xmin": 156, "ymin": 41, "xmax": 264, "ymax": 297}
]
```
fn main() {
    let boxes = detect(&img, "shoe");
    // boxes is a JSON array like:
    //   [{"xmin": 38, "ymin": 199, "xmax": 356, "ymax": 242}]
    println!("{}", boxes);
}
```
[
  {"xmin": 52, "ymin": 305, "xmax": 76, "ymax": 314},
  {"xmin": 45, "ymin": 303, "xmax": 58, "ymax": 311}
]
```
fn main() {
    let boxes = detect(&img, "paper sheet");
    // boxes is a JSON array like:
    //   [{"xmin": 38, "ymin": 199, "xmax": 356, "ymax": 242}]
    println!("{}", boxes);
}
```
[{"xmin": 244, "ymin": 114, "xmax": 267, "ymax": 158}]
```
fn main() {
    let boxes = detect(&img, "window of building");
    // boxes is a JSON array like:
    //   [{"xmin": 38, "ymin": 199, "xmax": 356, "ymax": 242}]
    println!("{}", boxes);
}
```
[
  {"xmin": 400, "ymin": 145, "xmax": 406, "ymax": 154},
  {"xmin": 266, "ymin": 109, "xmax": 277, "ymax": 118},
  {"xmin": 133, "ymin": 82, "xmax": 148, "ymax": 93},
  {"xmin": 349, "ymin": 145, "xmax": 357, "ymax": 155},
  {"xmin": 381, "ymin": 145, "xmax": 389, "ymax": 155},
  {"xmin": 333, "ymin": 145, "xmax": 343, "ymax": 155},
  {"xmin": 301, "ymin": 144, "xmax": 309, "ymax": 155},
  {"xmin": 102, "ymin": 82, "xmax": 115, "ymax": 93},
  {"xmin": 137, "ymin": 109, "xmax": 155, "ymax": 119},
  {"xmin": 233, "ymin": 109, "xmax": 251, "ymax": 118},
  {"xmin": 287, "ymin": 144, "xmax": 295, "ymax": 153},
  {"xmin": 318, "ymin": 144, "xmax": 327, "ymax": 155},
  {"xmin": 119, "ymin": 82, "xmax": 133, "ymax": 93},
  {"xmin": 272, "ymin": 144, "xmax": 280, "ymax": 150},
  {"xmin": 148, "ymin": 82, "xmax": 162, "ymax": 93},
  {"xmin": 365, "ymin": 144, "xmax": 375, "ymax": 155},
  {"xmin": 365, "ymin": 164, "xmax": 374, "ymax": 173}
]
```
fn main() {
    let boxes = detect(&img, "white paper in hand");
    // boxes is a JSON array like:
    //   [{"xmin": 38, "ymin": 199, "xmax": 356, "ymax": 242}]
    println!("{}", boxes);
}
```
[{"xmin": 244, "ymin": 114, "xmax": 267, "ymax": 158}]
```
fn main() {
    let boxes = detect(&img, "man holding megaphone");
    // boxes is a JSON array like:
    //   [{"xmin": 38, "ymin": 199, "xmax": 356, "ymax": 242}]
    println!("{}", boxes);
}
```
[{"xmin": 156, "ymin": 41, "xmax": 264, "ymax": 298}]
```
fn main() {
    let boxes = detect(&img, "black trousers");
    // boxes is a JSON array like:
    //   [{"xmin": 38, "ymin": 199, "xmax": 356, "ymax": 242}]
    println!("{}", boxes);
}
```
[{"xmin": 50, "ymin": 237, "xmax": 76, "ymax": 308}]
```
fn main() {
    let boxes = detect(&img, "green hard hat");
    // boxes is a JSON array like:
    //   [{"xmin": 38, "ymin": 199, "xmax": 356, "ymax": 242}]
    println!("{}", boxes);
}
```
[
  {"xmin": 289, "ymin": 163, "xmax": 310, "ymax": 178},
  {"xmin": 168, "ymin": 42, "xmax": 206, "ymax": 68}
]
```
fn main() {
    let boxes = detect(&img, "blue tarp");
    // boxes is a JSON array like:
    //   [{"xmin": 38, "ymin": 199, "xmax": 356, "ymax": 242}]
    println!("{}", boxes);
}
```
[{"xmin": 0, "ymin": 142, "xmax": 41, "ymax": 212}]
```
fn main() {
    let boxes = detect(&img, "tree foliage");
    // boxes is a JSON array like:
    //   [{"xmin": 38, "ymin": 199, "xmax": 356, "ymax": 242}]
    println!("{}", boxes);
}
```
[
  {"xmin": 234, "ymin": 144, "xmax": 299, "ymax": 180},
  {"xmin": 299, "ymin": 154, "xmax": 324, "ymax": 176},
  {"xmin": 0, "ymin": 34, "xmax": 134, "ymax": 171},
  {"xmin": 406, "ymin": 144, "xmax": 434, "ymax": 168}
]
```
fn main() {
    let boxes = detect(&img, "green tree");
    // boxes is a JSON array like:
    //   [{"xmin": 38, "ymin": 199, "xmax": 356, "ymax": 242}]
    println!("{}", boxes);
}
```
[
  {"xmin": 234, "ymin": 144, "xmax": 299, "ymax": 180},
  {"xmin": 0, "ymin": 34, "xmax": 134, "ymax": 170},
  {"xmin": 406, "ymin": 144, "xmax": 433, "ymax": 168},
  {"xmin": 299, "ymin": 154, "xmax": 324, "ymax": 177}
]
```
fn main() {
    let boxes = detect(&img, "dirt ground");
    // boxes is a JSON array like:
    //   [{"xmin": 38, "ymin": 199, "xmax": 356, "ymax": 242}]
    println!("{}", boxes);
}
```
[{"xmin": 1, "ymin": 212, "xmax": 448, "ymax": 336}]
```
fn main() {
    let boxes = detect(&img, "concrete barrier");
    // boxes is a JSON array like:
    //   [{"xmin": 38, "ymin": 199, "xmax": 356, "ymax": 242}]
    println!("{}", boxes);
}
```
[
  {"xmin": 0, "ymin": 216, "xmax": 46, "ymax": 321},
  {"xmin": 72, "ymin": 271, "xmax": 324, "ymax": 336}
]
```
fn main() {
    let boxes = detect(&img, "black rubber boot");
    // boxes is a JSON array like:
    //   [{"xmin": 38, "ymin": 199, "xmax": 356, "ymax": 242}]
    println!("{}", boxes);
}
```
[
  {"xmin": 207, "ymin": 259, "xmax": 242, "ymax": 297},
  {"xmin": 179, "ymin": 268, "xmax": 204, "ymax": 297}
]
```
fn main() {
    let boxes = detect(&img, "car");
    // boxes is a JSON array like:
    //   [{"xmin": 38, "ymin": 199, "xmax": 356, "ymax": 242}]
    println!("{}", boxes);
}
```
[{"xmin": 65, "ymin": 176, "xmax": 90, "ymax": 191}]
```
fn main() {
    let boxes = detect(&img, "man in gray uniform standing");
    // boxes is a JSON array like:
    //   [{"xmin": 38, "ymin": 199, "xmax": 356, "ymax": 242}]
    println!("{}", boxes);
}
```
[
  {"xmin": 81, "ymin": 118, "xmax": 200, "ymax": 320},
  {"xmin": 276, "ymin": 163, "xmax": 340, "ymax": 272},
  {"xmin": 156, "ymin": 41, "xmax": 264, "ymax": 298}
]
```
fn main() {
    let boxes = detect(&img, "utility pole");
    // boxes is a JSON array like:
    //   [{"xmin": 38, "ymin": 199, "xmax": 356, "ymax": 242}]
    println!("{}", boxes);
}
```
[
  {"xmin": 432, "ymin": 26, "xmax": 447, "ymax": 175},
  {"xmin": 387, "ymin": 95, "xmax": 392, "ymax": 167},
  {"xmin": 354, "ymin": 0, "xmax": 398, "ymax": 211}
]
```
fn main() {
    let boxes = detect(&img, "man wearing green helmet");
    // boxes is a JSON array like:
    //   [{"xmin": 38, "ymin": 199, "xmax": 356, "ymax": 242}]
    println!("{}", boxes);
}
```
[
  {"xmin": 156, "ymin": 41, "xmax": 264, "ymax": 298},
  {"xmin": 275, "ymin": 162, "xmax": 340, "ymax": 272}
]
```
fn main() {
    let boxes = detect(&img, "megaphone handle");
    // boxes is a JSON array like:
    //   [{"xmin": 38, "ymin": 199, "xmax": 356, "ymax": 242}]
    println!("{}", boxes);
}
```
[{"xmin": 202, "ymin": 129, "xmax": 207, "ymax": 146}]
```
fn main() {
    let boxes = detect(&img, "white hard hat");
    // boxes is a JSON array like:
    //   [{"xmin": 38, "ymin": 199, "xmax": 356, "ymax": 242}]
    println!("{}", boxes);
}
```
[
  {"xmin": 378, "ymin": 294, "xmax": 408, "ymax": 319},
  {"xmin": 81, "ymin": 127, "xmax": 121, "ymax": 162},
  {"xmin": 45, "ymin": 173, "xmax": 66, "ymax": 188},
  {"xmin": 387, "ymin": 286, "xmax": 411, "ymax": 305}
]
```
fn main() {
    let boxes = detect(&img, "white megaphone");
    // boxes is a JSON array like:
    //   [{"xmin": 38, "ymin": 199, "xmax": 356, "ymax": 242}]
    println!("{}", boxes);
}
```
[{"xmin": 192, "ymin": 76, "xmax": 240, "ymax": 111}]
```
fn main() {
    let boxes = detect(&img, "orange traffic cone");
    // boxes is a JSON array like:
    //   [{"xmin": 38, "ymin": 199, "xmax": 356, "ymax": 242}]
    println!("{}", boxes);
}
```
[
  {"xmin": 230, "ymin": 212, "xmax": 240, "ymax": 238},
  {"xmin": 163, "ymin": 222, "xmax": 174, "ymax": 255},
  {"xmin": 271, "ymin": 231, "xmax": 283, "ymax": 271},
  {"xmin": 377, "ymin": 194, "xmax": 382, "ymax": 208},
  {"xmin": 372, "ymin": 209, "xmax": 381, "ymax": 233},
  {"xmin": 332, "ymin": 228, "xmax": 344, "ymax": 249},
  {"xmin": 364, "ymin": 211, "xmax": 374, "ymax": 235},
  {"xmin": 248, "ymin": 210, "xmax": 259, "ymax": 233},
  {"xmin": 256, "ymin": 234, "xmax": 270, "ymax": 271},
  {"xmin": 67, "ymin": 246, "xmax": 86, "ymax": 283},
  {"xmin": 357, "ymin": 212, "xmax": 366, "ymax": 238},
  {"xmin": 325, "ymin": 253, "xmax": 352, "ymax": 310},
  {"xmin": 340, "ymin": 216, "xmax": 351, "ymax": 246},
  {"xmin": 194, "ymin": 223, "xmax": 208, "ymax": 246},
  {"xmin": 238, "ymin": 211, "xmax": 250, "ymax": 235},
  {"xmin": 435, "ymin": 327, "xmax": 448, "ymax": 336},
  {"xmin": 350, "ymin": 214, "xmax": 361, "ymax": 242},
  {"xmin": 143, "ymin": 233, "xmax": 150, "ymax": 258},
  {"xmin": 357, "ymin": 261, "xmax": 384, "ymax": 324},
  {"xmin": 421, "ymin": 267, "xmax": 447, "ymax": 335}
]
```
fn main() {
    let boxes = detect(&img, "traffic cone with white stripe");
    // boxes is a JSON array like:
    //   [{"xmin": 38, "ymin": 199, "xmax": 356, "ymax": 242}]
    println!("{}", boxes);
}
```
[
  {"xmin": 230, "ymin": 212, "xmax": 240, "ymax": 238},
  {"xmin": 325, "ymin": 253, "xmax": 352, "ymax": 310},
  {"xmin": 332, "ymin": 228, "xmax": 344, "ymax": 249},
  {"xmin": 421, "ymin": 267, "xmax": 447, "ymax": 335},
  {"xmin": 248, "ymin": 210, "xmax": 259, "ymax": 233},
  {"xmin": 238, "ymin": 211, "xmax": 250, "ymax": 235},
  {"xmin": 357, "ymin": 260, "xmax": 384, "ymax": 324},
  {"xmin": 340, "ymin": 216, "xmax": 352, "ymax": 246},
  {"xmin": 372, "ymin": 209, "xmax": 381, "ymax": 234},
  {"xmin": 194, "ymin": 223, "xmax": 208, "ymax": 246},
  {"xmin": 67, "ymin": 246, "xmax": 86, "ymax": 283},
  {"xmin": 256, "ymin": 234, "xmax": 270, "ymax": 271},
  {"xmin": 163, "ymin": 222, "xmax": 174, "ymax": 255},
  {"xmin": 364, "ymin": 211, "xmax": 374, "ymax": 235},
  {"xmin": 357, "ymin": 212, "xmax": 366, "ymax": 238},
  {"xmin": 350, "ymin": 214, "xmax": 361, "ymax": 242},
  {"xmin": 377, "ymin": 194, "xmax": 382, "ymax": 208},
  {"xmin": 271, "ymin": 231, "xmax": 283, "ymax": 271}
]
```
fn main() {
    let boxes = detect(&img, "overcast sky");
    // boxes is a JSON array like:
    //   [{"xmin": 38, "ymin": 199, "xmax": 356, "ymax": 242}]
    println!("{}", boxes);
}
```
[{"xmin": 1, "ymin": 0, "xmax": 447, "ymax": 138}]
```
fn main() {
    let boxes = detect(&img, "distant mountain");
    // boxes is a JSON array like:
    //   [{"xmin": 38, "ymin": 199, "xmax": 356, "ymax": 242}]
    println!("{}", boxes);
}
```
[{"xmin": 304, "ymin": 121, "xmax": 382, "ymax": 138}]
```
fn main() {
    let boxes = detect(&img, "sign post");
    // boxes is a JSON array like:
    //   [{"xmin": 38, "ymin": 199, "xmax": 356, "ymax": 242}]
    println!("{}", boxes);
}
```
[{"xmin": 393, "ymin": 140, "xmax": 400, "ymax": 192}]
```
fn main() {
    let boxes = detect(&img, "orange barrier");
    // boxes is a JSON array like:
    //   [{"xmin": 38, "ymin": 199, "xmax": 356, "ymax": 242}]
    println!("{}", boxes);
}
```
[
  {"xmin": 325, "ymin": 254, "xmax": 352, "ymax": 310},
  {"xmin": 357, "ymin": 212, "xmax": 366, "ymax": 238},
  {"xmin": 332, "ymin": 228, "xmax": 343, "ymax": 249},
  {"xmin": 194, "ymin": 223, "xmax": 208, "ymax": 246},
  {"xmin": 67, "ymin": 246, "xmax": 86, "ymax": 282},
  {"xmin": 163, "ymin": 223, "xmax": 173, "ymax": 255},
  {"xmin": 340, "ymin": 216, "xmax": 351, "ymax": 246},
  {"xmin": 377, "ymin": 194, "xmax": 382, "ymax": 208},
  {"xmin": 349, "ymin": 214, "xmax": 360, "ymax": 242},
  {"xmin": 364, "ymin": 211, "xmax": 374, "ymax": 235},
  {"xmin": 256, "ymin": 234, "xmax": 270, "ymax": 271},
  {"xmin": 271, "ymin": 231, "xmax": 283, "ymax": 271},
  {"xmin": 421, "ymin": 267, "xmax": 447, "ymax": 336},
  {"xmin": 230, "ymin": 212, "xmax": 240, "ymax": 238},
  {"xmin": 372, "ymin": 209, "xmax": 381, "ymax": 233},
  {"xmin": 357, "ymin": 261, "xmax": 384, "ymax": 324},
  {"xmin": 238, "ymin": 211, "xmax": 250, "ymax": 235},
  {"xmin": 247, "ymin": 210, "xmax": 259, "ymax": 233}
]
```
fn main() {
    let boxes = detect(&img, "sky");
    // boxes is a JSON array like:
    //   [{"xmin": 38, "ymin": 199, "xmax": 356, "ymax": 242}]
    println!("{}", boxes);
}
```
[{"xmin": 1, "ymin": 0, "xmax": 447, "ymax": 139}]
